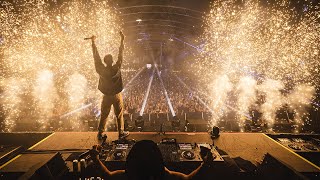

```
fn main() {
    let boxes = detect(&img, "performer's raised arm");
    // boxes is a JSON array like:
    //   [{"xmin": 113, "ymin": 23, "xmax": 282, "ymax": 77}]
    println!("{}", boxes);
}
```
[
  {"xmin": 116, "ymin": 31, "xmax": 124, "ymax": 68},
  {"xmin": 91, "ymin": 36, "xmax": 104, "ymax": 75}
]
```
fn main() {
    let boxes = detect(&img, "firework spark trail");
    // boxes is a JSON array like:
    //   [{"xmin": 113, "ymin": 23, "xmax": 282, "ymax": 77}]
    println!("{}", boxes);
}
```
[
  {"xmin": 0, "ymin": 0, "xmax": 129, "ymax": 131},
  {"xmin": 208, "ymin": 75, "xmax": 233, "ymax": 126},
  {"xmin": 287, "ymin": 84, "xmax": 315, "ymax": 128},
  {"xmin": 236, "ymin": 76, "xmax": 257, "ymax": 128},
  {"xmin": 33, "ymin": 69, "xmax": 57, "ymax": 128},
  {"xmin": 64, "ymin": 73, "xmax": 87, "ymax": 130},
  {"xmin": 259, "ymin": 79, "xmax": 284, "ymax": 127},
  {"xmin": 197, "ymin": 0, "xmax": 320, "ymax": 84},
  {"xmin": 0, "ymin": 78, "xmax": 26, "ymax": 132},
  {"xmin": 193, "ymin": 0, "xmax": 319, "ymax": 127}
]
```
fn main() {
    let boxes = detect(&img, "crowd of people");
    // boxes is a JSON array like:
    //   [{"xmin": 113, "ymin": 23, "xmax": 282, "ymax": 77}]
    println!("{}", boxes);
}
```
[{"xmin": 122, "ymin": 68, "xmax": 209, "ymax": 119}]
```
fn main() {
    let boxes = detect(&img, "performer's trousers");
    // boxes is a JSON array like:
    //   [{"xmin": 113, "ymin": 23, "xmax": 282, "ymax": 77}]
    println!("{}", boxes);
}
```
[{"xmin": 98, "ymin": 92, "xmax": 124, "ymax": 134}]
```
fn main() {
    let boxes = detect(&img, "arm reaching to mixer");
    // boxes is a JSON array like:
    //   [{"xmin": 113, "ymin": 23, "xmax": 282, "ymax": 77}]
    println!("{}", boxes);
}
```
[
  {"xmin": 165, "ymin": 146, "xmax": 214, "ymax": 180},
  {"xmin": 89, "ymin": 145, "xmax": 125, "ymax": 177}
]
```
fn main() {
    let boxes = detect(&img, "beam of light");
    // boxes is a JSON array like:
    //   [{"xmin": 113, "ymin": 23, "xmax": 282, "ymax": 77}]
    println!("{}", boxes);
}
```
[
  {"xmin": 141, "ymin": 26, "xmax": 176, "ymax": 117},
  {"xmin": 174, "ymin": 73, "xmax": 252, "ymax": 126},
  {"xmin": 123, "ymin": 66, "xmax": 146, "ymax": 92},
  {"xmin": 155, "ymin": 66, "xmax": 176, "ymax": 117},
  {"xmin": 139, "ymin": 68, "xmax": 155, "ymax": 116},
  {"xmin": 174, "ymin": 74, "xmax": 214, "ymax": 113},
  {"xmin": 60, "ymin": 103, "xmax": 92, "ymax": 119},
  {"xmin": 172, "ymin": 36, "xmax": 202, "ymax": 51}
]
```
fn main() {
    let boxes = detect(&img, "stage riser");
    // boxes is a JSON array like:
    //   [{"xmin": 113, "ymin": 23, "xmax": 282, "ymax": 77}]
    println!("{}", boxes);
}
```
[{"xmin": 0, "ymin": 132, "xmax": 319, "ymax": 179}]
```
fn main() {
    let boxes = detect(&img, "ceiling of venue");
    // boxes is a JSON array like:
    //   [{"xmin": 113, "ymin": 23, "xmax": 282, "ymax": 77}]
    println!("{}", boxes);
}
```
[{"xmin": 110, "ymin": 0, "xmax": 211, "ymax": 56}]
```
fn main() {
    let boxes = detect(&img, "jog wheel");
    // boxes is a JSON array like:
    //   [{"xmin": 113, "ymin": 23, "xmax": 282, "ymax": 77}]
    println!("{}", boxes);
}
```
[
  {"xmin": 113, "ymin": 150, "xmax": 125, "ymax": 160},
  {"xmin": 182, "ymin": 151, "xmax": 195, "ymax": 160},
  {"xmin": 303, "ymin": 144, "xmax": 317, "ymax": 151}
]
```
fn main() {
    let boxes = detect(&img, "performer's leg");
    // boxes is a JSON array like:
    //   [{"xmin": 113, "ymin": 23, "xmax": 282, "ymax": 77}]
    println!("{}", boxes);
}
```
[
  {"xmin": 113, "ymin": 92, "xmax": 124, "ymax": 135},
  {"xmin": 98, "ymin": 95, "xmax": 112, "ymax": 133}
]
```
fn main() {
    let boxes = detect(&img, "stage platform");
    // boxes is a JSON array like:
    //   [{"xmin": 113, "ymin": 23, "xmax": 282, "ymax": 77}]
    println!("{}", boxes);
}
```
[{"xmin": 0, "ymin": 132, "xmax": 319, "ymax": 179}]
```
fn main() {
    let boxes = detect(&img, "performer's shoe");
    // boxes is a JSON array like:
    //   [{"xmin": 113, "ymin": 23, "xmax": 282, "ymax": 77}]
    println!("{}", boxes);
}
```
[
  {"xmin": 119, "ymin": 131, "xmax": 129, "ymax": 139},
  {"xmin": 97, "ymin": 132, "xmax": 103, "ymax": 140}
]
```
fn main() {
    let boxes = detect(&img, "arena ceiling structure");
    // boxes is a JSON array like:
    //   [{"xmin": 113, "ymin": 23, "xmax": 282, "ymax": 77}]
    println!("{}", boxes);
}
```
[{"xmin": 110, "ymin": 0, "xmax": 211, "ymax": 62}]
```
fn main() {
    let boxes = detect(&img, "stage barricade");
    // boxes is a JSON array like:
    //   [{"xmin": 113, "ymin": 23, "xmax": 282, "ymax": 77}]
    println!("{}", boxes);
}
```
[
  {"xmin": 187, "ymin": 112, "xmax": 202, "ymax": 120},
  {"xmin": 158, "ymin": 113, "xmax": 169, "ymax": 121},
  {"xmin": 149, "ymin": 113, "xmax": 158, "ymax": 123},
  {"xmin": 123, "ymin": 113, "xmax": 131, "ymax": 122}
]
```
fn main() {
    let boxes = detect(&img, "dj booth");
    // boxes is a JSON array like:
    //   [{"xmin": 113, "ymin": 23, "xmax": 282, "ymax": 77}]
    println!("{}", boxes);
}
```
[{"xmin": 0, "ymin": 132, "xmax": 319, "ymax": 179}]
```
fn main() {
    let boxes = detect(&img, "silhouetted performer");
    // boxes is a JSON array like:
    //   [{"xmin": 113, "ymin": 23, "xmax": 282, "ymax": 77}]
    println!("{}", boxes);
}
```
[
  {"xmin": 89, "ymin": 140, "xmax": 214, "ymax": 180},
  {"xmin": 90, "ymin": 32, "xmax": 128, "ymax": 140}
]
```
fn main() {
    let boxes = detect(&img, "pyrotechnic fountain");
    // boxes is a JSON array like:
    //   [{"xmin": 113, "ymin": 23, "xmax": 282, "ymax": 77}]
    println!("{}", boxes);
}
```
[
  {"xmin": 193, "ymin": 0, "xmax": 320, "ymax": 130},
  {"xmin": 0, "ymin": 0, "xmax": 128, "ymax": 132}
]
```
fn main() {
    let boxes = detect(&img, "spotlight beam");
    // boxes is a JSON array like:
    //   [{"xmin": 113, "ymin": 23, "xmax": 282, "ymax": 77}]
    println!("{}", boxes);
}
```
[
  {"xmin": 173, "ymin": 73, "xmax": 252, "ymax": 119},
  {"xmin": 60, "ymin": 103, "xmax": 92, "ymax": 119},
  {"xmin": 172, "ymin": 36, "xmax": 203, "ymax": 51},
  {"xmin": 139, "ymin": 68, "xmax": 155, "ymax": 116},
  {"xmin": 155, "ymin": 66, "xmax": 176, "ymax": 117},
  {"xmin": 173, "ymin": 74, "xmax": 215, "ymax": 113},
  {"xmin": 123, "ymin": 66, "xmax": 146, "ymax": 92},
  {"xmin": 140, "ymin": 25, "xmax": 177, "ymax": 117}
]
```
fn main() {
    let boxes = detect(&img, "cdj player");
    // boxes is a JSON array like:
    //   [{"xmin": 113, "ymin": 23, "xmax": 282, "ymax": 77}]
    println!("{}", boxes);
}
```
[
  {"xmin": 101, "ymin": 143, "xmax": 133, "ymax": 161},
  {"xmin": 99, "ymin": 139, "xmax": 223, "ymax": 163},
  {"xmin": 177, "ymin": 143, "xmax": 224, "ymax": 162}
]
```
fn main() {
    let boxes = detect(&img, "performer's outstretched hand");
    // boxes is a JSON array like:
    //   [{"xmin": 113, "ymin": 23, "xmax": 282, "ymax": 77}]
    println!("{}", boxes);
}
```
[{"xmin": 91, "ymin": 35, "xmax": 96, "ymax": 42}]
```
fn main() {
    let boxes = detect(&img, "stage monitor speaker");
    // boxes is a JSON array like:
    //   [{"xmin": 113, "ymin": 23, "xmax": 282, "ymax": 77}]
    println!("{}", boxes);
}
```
[
  {"xmin": 186, "ymin": 119, "xmax": 209, "ymax": 132},
  {"xmin": 19, "ymin": 152, "xmax": 68, "ymax": 180}
]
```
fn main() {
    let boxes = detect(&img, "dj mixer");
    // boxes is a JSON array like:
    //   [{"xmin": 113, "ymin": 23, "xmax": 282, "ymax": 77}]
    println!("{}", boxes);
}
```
[{"xmin": 98, "ymin": 138, "xmax": 224, "ymax": 162}]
